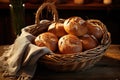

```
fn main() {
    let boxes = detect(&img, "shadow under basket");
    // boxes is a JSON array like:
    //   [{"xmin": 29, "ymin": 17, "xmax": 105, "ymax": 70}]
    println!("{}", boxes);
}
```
[{"xmin": 25, "ymin": 2, "xmax": 111, "ymax": 72}]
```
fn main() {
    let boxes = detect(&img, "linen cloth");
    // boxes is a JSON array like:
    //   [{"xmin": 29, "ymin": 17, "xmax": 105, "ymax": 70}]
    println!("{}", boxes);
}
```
[{"xmin": 0, "ymin": 25, "xmax": 52, "ymax": 80}]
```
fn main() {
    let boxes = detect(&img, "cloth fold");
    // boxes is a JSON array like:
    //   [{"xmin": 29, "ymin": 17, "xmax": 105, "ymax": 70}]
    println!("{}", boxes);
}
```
[{"xmin": 0, "ymin": 26, "xmax": 52, "ymax": 80}]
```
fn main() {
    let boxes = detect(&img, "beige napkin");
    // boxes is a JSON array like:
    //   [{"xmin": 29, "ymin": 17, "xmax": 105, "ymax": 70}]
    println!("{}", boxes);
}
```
[{"xmin": 0, "ymin": 25, "xmax": 52, "ymax": 80}]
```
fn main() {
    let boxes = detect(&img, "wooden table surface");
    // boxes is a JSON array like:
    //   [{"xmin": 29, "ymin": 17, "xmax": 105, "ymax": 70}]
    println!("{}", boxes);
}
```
[{"xmin": 0, "ymin": 44, "xmax": 120, "ymax": 80}]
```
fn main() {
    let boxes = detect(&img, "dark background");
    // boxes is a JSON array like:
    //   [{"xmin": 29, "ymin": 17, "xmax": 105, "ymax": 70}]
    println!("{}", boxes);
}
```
[{"xmin": 0, "ymin": 0, "xmax": 120, "ymax": 45}]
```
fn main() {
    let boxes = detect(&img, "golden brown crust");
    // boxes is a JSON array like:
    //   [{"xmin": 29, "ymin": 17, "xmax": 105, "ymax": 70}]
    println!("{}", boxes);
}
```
[
  {"xmin": 79, "ymin": 34, "xmax": 98, "ymax": 50},
  {"xmin": 48, "ymin": 22, "xmax": 67, "ymax": 38},
  {"xmin": 34, "ymin": 32, "xmax": 58, "ymax": 51},
  {"xmin": 64, "ymin": 16, "xmax": 88, "ymax": 36},
  {"xmin": 58, "ymin": 34, "xmax": 82, "ymax": 54},
  {"xmin": 86, "ymin": 20, "xmax": 104, "ymax": 39}
]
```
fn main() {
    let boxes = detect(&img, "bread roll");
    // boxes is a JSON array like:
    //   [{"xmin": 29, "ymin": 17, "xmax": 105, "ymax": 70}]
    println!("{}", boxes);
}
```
[
  {"xmin": 86, "ymin": 19, "xmax": 104, "ymax": 39},
  {"xmin": 79, "ymin": 34, "xmax": 98, "ymax": 50},
  {"xmin": 48, "ymin": 22, "xmax": 67, "ymax": 38},
  {"xmin": 64, "ymin": 16, "xmax": 88, "ymax": 36},
  {"xmin": 58, "ymin": 34, "xmax": 82, "ymax": 54},
  {"xmin": 34, "ymin": 32, "xmax": 58, "ymax": 51}
]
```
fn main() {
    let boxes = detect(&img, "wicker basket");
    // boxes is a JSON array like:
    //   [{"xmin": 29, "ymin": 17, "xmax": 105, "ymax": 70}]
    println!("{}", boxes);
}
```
[{"xmin": 26, "ymin": 2, "xmax": 111, "ymax": 72}]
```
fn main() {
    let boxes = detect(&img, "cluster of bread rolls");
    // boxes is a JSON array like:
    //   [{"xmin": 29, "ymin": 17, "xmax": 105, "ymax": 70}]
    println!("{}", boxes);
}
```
[{"xmin": 34, "ymin": 16, "xmax": 104, "ymax": 54}]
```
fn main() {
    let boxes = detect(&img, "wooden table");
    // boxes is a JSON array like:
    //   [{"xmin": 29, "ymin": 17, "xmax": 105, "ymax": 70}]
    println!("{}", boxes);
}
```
[{"xmin": 0, "ymin": 45, "xmax": 120, "ymax": 80}]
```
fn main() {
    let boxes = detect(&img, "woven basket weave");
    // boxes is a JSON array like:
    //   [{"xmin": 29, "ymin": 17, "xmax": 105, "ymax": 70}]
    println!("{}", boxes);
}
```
[{"xmin": 26, "ymin": 2, "xmax": 111, "ymax": 72}]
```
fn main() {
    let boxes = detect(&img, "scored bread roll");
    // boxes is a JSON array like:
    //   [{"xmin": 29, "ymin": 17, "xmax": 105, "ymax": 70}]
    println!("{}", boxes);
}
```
[
  {"xmin": 64, "ymin": 16, "xmax": 88, "ymax": 36},
  {"xmin": 79, "ymin": 34, "xmax": 98, "ymax": 50},
  {"xmin": 48, "ymin": 22, "xmax": 67, "ymax": 38},
  {"xmin": 34, "ymin": 32, "xmax": 58, "ymax": 51},
  {"xmin": 58, "ymin": 34, "xmax": 82, "ymax": 54},
  {"xmin": 85, "ymin": 19, "xmax": 104, "ymax": 39}
]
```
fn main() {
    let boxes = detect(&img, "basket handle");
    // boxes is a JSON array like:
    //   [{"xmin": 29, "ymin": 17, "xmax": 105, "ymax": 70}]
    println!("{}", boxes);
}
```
[{"xmin": 35, "ymin": 2, "xmax": 59, "ymax": 26}]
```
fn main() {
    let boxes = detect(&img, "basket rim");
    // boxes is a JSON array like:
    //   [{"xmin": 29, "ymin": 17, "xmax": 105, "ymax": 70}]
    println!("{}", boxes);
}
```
[{"xmin": 24, "ymin": 19, "xmax": 111, "ymax": 58}]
